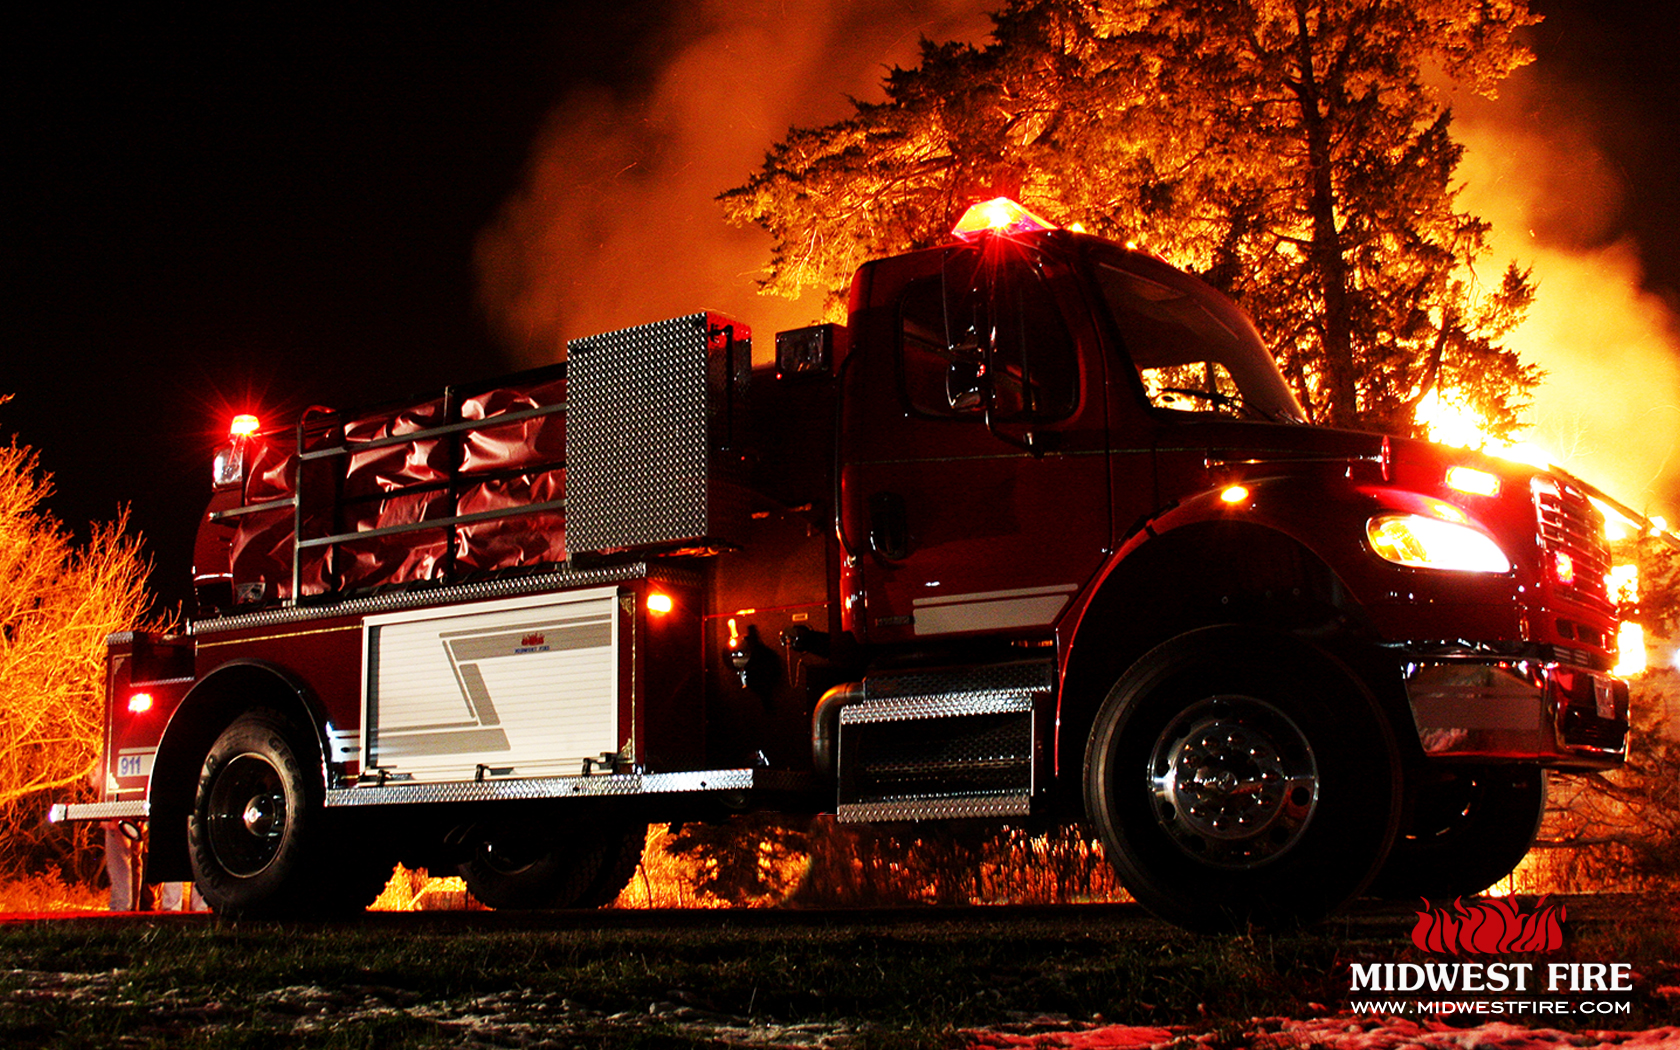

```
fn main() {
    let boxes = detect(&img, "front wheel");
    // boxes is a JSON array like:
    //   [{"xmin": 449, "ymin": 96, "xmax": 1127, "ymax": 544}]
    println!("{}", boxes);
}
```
[
  {"xmin": 189, "ymin": 709, "xmax": 385, "ymax": 918},
  {"xmin": 1083, "ymin": 628, "xmax": 1401, "ymax": 931},
  {"xmin": 1368, "ymin": 768, "xmax": 1546, "ymax": 900}
]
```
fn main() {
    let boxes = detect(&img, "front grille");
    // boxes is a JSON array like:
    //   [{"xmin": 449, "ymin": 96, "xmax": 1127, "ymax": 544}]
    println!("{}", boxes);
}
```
[{"xmin": 1535, "ymin": 478, "xmax": 1612, "ymax": 612}]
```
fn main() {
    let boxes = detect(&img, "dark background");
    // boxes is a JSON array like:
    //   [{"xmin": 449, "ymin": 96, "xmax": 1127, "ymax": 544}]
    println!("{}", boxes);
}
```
[{"xmin": 6, "ymin": 2, "xmax": 1677, "ymax": 613}]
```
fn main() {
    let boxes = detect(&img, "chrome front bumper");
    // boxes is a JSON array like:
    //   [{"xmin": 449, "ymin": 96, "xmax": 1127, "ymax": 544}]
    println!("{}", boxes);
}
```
[{"xmin": 1403, "ymin": 659, "xmax": 1629, "ymax": 768}]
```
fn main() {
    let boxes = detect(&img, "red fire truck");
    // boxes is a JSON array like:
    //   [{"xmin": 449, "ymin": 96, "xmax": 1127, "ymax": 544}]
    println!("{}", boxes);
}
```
[{"xmin": 54, "ymin": 199, "xmax": 1630, "ymax": 930}]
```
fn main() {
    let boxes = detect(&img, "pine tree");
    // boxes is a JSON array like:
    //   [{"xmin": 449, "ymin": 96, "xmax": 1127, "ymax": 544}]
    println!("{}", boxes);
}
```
[{"xmin": 722, "ymin": 0, "xmax": 1541, "ymax": 438}]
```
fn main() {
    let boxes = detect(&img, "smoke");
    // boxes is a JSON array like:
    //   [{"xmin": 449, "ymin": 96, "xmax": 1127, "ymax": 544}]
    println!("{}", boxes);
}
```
[
  {"xmin": 475, "ymin": 0, "xmax": 991, "ymax": 367},
  {"xmin": 477, "ymin": 3, "xmax": 1680, "ymax": 520},
  {"xmin": 1453, "ymin": 68, "xmax": 1680, "ymax": 519}
]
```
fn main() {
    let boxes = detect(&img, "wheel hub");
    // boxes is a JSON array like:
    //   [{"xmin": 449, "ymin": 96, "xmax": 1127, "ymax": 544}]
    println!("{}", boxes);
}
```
[
  {"xmin": 1149, "ymin": 696, "xmax": 1318, "ymax": 868},
  {"xmin": 241, "ymin": 794, "xmax": 280, "ymax": 836},
  {"xmin": 206, "ymin": 753, "xmax": 289, "ymax": 878}
]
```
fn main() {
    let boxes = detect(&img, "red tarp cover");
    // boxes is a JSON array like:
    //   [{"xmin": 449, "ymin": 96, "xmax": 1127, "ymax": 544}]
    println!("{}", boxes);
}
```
[{"xmin": 226, "ymin": 374, "xmax": 567, "ymax": 606}]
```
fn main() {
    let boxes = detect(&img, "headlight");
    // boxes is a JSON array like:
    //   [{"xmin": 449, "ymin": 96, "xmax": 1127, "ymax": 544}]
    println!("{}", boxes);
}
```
[{"xmin": 1366, "ymin": 514, "xmax": 1511, "ymax": 573}]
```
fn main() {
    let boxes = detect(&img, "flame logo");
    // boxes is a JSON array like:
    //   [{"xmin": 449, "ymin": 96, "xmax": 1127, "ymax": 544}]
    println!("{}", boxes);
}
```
[{"xmin": 1411, "ymin": 896, "xmax": 1566, "ymax": 954}]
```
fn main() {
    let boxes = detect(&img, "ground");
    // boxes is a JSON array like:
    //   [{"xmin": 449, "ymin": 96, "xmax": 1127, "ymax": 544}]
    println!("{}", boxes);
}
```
[{"xmin": 3, "ymin": 899, "xmax": 1678, "ymax": 1048}]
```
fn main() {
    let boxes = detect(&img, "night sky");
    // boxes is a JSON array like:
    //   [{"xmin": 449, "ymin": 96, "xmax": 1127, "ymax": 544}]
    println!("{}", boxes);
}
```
[{"xmin": 7, "ymin": 2, "xmax": 1679, "ymax": 614}]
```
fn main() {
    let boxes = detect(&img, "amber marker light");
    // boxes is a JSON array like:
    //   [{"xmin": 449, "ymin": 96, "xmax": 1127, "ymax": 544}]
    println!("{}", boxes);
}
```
[
  {"xmin": 127, "ymin": 692, "xmax": 154, "ymax": 714},
  {"xmin": 1446, "ymin": 465, "xmax": 1500, "ymax": 498},
  {"xmin": 229, "ymin": 414, "xmax": 261, "ymax": 439},
  {"xmin": 952, "ymin": 197, "xmax": 1057, "ymax": 240},
  {"xmin": 646, "ymin": 592, "xmax": 674, "ymax": 615},
  {"xmin": 1220, "ymin": 485, "xmax": 1249, "ymax": 504}
]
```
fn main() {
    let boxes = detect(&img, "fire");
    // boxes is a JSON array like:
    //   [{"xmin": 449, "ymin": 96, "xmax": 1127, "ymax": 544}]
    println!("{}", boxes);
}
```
[
  {"xmin": 1616, "ymin": 623, "xmax": 1647, "ymax": 676},
  {"xmin": 1414, "ymin": 390, "xmax": 1551, "ymax": 468},
  {"xmin": 1411, "ymin": 896, "xmax": 1566, "ymax": 954}
]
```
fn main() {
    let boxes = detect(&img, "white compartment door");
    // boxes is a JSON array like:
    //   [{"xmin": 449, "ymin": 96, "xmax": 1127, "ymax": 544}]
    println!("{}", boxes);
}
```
[{"xmin": 363, "ymin": 589, "xmax": 620, "ymax": 781}]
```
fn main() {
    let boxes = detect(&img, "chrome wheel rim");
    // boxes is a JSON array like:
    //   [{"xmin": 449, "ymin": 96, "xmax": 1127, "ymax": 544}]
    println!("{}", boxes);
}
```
[{"xmin": 1147, "ymin": 696, "xmax": 1318, "ymax": 869}]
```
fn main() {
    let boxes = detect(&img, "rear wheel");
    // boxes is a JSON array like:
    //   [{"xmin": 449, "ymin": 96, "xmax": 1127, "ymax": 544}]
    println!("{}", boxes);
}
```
[
  {"xmin": 1083, "ymin": 628, "xmax": 1401, "ymax": 931},
  {"xmin": 575, "ymin": 821, "xmax": 649, "ymax": 908},
  {"xmin": 1368, "ymin": 768, "xmax": 1546, "ymax": 900},
  {"xmin": 458, "ymin": 813, "xmax": 646, "ymax": 910},
  {"xmin": 189, "ymin": 709, "xmax": 385, "ymax": 918}
]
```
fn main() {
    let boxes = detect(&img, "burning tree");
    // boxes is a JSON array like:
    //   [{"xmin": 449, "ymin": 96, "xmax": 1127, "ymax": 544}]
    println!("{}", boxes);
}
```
[
  {"xmin": 723, "ymin": 0, "xmax": 1541, "ymax": 437},
  {"xmin": 0, "ymin": 412, "xmax": 152, "ymax": 881}
]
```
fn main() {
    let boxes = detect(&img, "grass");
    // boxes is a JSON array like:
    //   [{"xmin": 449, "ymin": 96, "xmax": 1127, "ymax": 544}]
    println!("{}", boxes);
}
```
[{"xmin": 2, "ymin": 898, "xmax": 1678, "ymax": 1048}]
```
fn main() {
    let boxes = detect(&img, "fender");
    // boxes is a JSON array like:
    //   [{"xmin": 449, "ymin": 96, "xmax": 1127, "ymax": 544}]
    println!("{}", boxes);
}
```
[
  {"xmin": 143, "ymin": 659, "xmax": 333, "ymax": 882},
  {"xmin": 1054, "ymin": 478, "xmax": 1401, "ymax": 801},
  {"xmin": 1052, "ymin": 473, "xmax": 1534, "ymax": 801}
]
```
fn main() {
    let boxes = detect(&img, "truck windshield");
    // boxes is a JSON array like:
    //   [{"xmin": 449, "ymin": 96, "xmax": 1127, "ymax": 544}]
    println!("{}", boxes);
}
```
[{"xmin": 1089, "ymin": 246, "xmax": 1306, "ymax": 423}]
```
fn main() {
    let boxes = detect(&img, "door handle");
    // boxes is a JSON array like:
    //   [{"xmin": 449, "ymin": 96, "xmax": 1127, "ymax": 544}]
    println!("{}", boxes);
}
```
[{"xmin": 868, "ymin": 491, "xmax": 909, "ymax": 560}]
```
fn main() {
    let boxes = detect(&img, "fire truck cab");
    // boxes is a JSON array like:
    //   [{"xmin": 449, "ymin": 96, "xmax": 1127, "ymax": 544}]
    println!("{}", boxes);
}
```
[{"xmin": 58, "ymin": 199, "xmax": 1631, "ymax": 931}]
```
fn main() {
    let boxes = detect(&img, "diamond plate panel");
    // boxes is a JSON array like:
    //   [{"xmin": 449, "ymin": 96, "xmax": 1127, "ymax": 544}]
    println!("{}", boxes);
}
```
[
  {"xmin": 50, "ymin": 800, "xmax": 150, "ymax": 823},
  {"xmin": 841, "ymin": 692, "xmax": 1034, "ymax": 725},
  {"xmin": 837, "ymin": 793, "xmax": 1032, "ymax": 823},
  {"xmin": 567, "ymin": 313, "xmax": 751, "ymax": 553}
]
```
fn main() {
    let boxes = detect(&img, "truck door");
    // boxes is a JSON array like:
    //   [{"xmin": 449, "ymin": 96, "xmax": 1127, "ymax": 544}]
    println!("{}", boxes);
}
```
[{"xmin": 838, "ymin": 240, "xmax": 1113, "ymax": 644}]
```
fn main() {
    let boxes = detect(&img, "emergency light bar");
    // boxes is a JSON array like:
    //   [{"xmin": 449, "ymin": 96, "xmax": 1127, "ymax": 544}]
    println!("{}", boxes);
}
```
[{"xmin": 953, "ymin": 197, "xmax": 1057, "ymax": 240}]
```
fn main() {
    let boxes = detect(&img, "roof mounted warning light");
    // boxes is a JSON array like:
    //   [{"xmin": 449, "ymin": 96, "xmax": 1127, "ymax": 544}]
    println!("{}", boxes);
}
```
[
  {"xmin": 213, "ymin": 413, "xmax": 262, "ymax": 490},
  {"xmin": 952, "ymin": 197, "xmax": 1057, "ymax": 240}
]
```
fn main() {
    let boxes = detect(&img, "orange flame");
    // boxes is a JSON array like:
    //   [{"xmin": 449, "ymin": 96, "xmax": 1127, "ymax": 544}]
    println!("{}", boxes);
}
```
[{"xmin": 1411, "ymin": 896, "xmax": 1566, "ymax": 954}]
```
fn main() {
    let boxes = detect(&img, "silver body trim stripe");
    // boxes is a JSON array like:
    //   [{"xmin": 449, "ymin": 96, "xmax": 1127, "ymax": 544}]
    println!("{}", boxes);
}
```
[
  {"xmin": 324, "ymin": 768, "xmax": 815, "ymax": 807},
  {"xmin": 191, "ymin": 562, "xmax": 697, "ymax": 635},
  {"xmin": 909, "ymin": 586, "xmax": 1075, "ymax": 636}
]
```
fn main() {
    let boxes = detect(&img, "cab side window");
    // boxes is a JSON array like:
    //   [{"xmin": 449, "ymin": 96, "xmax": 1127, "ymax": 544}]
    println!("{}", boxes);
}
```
[{"xmin": 899, "ymin": 253, "xmax": 1077, "ymax": 422}]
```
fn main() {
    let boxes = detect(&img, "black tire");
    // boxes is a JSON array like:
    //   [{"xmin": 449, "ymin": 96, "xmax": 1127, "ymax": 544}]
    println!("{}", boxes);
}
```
[
  {"xmin": 458, "ymin": 813, "xmax": 646, "ymax": 910},
  {"xmin": 574, "ymin": 822, "xmax": 648, "ymax": 908},
  {"xmin": 1083, "ymin": 627, "xmax": 1401, "ymax": 932},
  {"xmin": 1367, "ymin": 767, "xmax": 1546, "ymax": 900},
  {"xmin": 189, "ymin": 709, "xmax": 383, "ymax": 918}
]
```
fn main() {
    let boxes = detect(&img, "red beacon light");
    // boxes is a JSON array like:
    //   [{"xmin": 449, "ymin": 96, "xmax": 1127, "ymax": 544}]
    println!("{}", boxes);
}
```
[
  {"xmin": 952, "ymin": 197, "xmax": 1058, "ymax": 240},
  {"xmin": 213, "ymin": 413, "xmax": 262, "ymax": 489}
]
